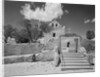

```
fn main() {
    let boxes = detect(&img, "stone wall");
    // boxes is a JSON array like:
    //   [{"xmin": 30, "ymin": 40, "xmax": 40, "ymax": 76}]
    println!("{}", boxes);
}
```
[
  {"xmin": 4, "ymin": 43, "xmax": 56, "ymax": 64},
  {"xmin": 4, "ymin": 43, "xmax": 42, "ymax": 56}
]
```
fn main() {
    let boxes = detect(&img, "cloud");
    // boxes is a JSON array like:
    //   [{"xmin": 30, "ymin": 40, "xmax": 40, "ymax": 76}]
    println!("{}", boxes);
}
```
[
  {"xmin": 65, "ymin": 10, "xmax": 69, "ymax": 14},
  {"xmin": 84, "ymin": 18, "xmax": 95, "ymax": 24},
  {"xmin": 84, "ymin": 19, "xmax": 90, "ymax": 24},
  {"xmin": 20, "ymin": 3, "xmax": 64, "ymax": 22},
  {"xmin": 91, "ymin": 18, "xmax": 95, "ymax": 23}
]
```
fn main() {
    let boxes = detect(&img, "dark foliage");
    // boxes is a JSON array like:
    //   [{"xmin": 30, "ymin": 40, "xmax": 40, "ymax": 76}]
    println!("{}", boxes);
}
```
[
  {"xmin": 4, "ymin": 24, "xmax": 17, "ymax": 43},
  {"xmin": 85, "ymin": 43, "xmax": 95, "ymax": 53},
  {"xmin": 40, "ymin": 22, "xmax": 52, "ymax": 33},
  {"xmin": 17, "ymin": 19, "xmax": 52, "ymax": 43},
  {"xmin": 81, "ymin": 39, "xmax": 95, "ymax": 53},
  {"xmin": 17, "ymin": 29, "xmax": 30, "ymax": 43},
  {"xmin": 86, "ymin": 30, "xmax": 95, "ymax": 40},
  {"xmin": 4, "ymin": 20, "xmax": 53, "ymax": 43}
]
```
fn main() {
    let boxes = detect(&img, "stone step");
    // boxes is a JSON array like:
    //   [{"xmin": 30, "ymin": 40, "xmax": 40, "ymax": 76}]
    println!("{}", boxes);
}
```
[
  {"xmin": 61, "ymin": 65, "xmax": 93, "ymax": 69},
  {"xmin": 62, "ymin": 52, "xmax": 83, "ymax": 55},
  {"xmin": 62, "ymin": 53, "xmax": 83, "ymax": 56},
  {"xmin": 60, "ymin": 53, "xmax": 93, "ymax": 71},
  {"xmin": 62, "ymin": 54, "xmax": 84, "ymax": 58},
  {"xmin": 62, "ymin": 54, "xmax": 83, "ymax": 56},
  {"xmin": 61, "ymin": 59, "xmax": 88, "ymax": 63},
  {"xmin": 62, "ymin": 57, "xmax": 87, "ymax": 60},
  {"xmin": 61, "ymin": 62, "xmax": 90, "ymax": 66},
  {"xmin": 62, "ymin": 54, "xmax": 84, "ymax": 57},
  {"xmin": 61, "ymin": 66, "xmax": 94, "ymax": 71}
]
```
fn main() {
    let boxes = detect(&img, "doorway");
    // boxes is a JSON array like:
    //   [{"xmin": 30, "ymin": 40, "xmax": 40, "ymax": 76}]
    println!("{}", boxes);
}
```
[{"xmin": 61, "ymin": 37, "xmax": 79, "ymax": 53}]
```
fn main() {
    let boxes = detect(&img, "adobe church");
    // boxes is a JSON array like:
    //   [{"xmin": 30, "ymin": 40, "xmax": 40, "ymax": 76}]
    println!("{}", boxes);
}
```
[{"xmin": 38, "ymin": 20, "xmax": 80, "ymax": 53}]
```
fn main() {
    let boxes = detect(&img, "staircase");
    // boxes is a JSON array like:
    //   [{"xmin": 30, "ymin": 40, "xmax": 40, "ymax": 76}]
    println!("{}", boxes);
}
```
[{"xmin": 61, "ymin": 52, "xmax": 94, "ymax": 71}]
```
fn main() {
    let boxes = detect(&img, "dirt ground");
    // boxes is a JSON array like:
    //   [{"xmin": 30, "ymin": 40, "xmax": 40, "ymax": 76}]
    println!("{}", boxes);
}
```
[{"xmin": 4, "ymin": 61, "xmax": 94, "ymax": 77}]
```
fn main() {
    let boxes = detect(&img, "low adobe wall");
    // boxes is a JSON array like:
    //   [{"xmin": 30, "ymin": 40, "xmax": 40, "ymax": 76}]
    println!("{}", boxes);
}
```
[
  {"xmin": 3, "ymin": 43, "xmax": 56, "ymax": 64},
  {"xmin": 4, "ymin": 43, "xmax": 42, "ymax": 56}
]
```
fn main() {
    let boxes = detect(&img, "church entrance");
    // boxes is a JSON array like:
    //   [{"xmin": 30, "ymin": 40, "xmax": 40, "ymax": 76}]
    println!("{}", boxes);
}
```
[{"xmin": 60, "ymin": 37, "xmax": 79, "ymax": 53}]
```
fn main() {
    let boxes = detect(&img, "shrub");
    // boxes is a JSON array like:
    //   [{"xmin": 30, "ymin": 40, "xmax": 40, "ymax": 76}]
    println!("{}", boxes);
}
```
[
  {"xmin": 85, "ymin": 43, "xmax": 95, "ymax": 53},
  {"xmin": 81, "ymin": 39, "xmax": 95, "ymax": 54}
]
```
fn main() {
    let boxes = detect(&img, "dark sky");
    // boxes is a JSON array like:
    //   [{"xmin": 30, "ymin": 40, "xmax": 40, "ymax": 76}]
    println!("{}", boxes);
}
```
[{"xmin": 4, "ymin": 0, "xmax": 95, "ymax": 38}]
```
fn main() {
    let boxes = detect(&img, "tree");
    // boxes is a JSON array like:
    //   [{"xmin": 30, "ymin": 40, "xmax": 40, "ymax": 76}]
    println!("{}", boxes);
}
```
[
  {"xmin": 4, "ymin": 24, "xmax": 16, "ymax": 43},
  {"xmin": 86, "ymin": 30, "xmax": 95, "ymax": 40},
  {"xmin": 85, "ymin": 30, "xmax": 95, "ymax": 53},
  {"xmin": 18, "ymin": 20, "xmax": 52, "ymax": 43},
  {"xmin": 18, "ymin": 19, "xmax": 33, "ymax": 43},
  {"xmin": 40, "ymin": 22, "xmax": 52, "ymax": 33},
  {"xmin": 17, "ymin": 29, "xmax": 30, "ymax": 43},
  {"xmin": 31, "ymin": 22, "xmax": 52, "ymax": 41},
  {"xmin": 31, "ymin": 27, "xmax": 43, "ymax": 41}
]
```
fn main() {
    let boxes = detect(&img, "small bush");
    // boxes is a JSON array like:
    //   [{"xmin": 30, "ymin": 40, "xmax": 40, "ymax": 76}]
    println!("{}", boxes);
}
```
[
  {"xmin": 88, "ymin": 54, "xmax": 95, "ymax": 65},
  {"xmin": 85, "ymin": 44, "xmax": 95, "ymax": 53},
  {"xmin": 81, "ymin": 39, "xmax": 95, "ymax": 54}
]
